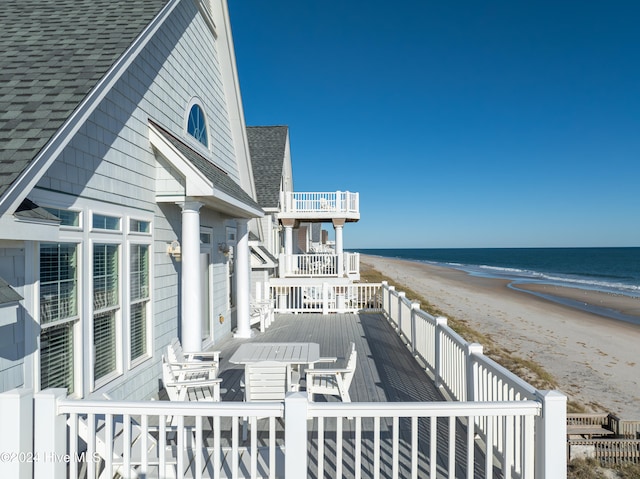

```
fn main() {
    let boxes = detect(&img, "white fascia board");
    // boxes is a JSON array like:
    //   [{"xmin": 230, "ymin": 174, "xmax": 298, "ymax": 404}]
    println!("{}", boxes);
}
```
[
  {"xmin": 0, "ymin": 215, "xmax": 60, "ymax": 242},
  {"xmin": 210, "ymin": 188, "xmax": 263, "ymax": 218},
  {"xmin": 0, "ymin": 0, "xmax": 183, "ymax": 218}
]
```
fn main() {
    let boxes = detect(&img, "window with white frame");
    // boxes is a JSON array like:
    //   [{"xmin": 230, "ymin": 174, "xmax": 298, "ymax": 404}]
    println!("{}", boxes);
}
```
[
  {"xmin": 39, "ymin": 243, "xmax": 78, "ymax": 393},
  {"xmin": 93, "ymin": 243, "xmax": 119, "ymax": 381},
  {"xmin": 187, "ymin": 103, "xmax": 209, "ymax": 147},
  {"xmin": 129, "ymin": 244, "xmax": 149, "ymax": 361}
]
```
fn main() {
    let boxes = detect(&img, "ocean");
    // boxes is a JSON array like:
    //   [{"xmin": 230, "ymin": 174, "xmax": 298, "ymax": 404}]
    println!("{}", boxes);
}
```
[{"xmin": 353, "ymin": 247, "xmax": 640, "ymax": 298}]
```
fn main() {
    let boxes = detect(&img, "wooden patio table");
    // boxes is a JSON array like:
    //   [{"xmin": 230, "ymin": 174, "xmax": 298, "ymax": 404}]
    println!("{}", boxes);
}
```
[
  {"xmin": 229, "ymin": 342, "xmax": 320, "ymax": 366},
  {"xmin": 229, "ymin": 342, "xmax": 321, "ymax": 392}
]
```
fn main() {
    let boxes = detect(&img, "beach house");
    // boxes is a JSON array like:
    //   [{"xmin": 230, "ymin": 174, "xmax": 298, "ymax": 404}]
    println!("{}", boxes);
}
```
[{"xmin": 0, "ymin": 0, "xmax": 566, "ymax": 477}]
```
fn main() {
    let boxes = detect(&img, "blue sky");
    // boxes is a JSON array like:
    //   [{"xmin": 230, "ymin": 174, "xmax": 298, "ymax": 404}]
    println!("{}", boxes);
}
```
[{"xmin": 228, "ymin": 1, "xmax": 640, "ymax": 248}]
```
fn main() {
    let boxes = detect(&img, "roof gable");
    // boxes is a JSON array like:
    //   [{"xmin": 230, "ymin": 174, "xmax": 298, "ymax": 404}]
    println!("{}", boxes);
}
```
[
  {"xmin": 0, "ymin": 0, "xmax": 169, "ymax": 199},
  {"xmin": 246, "ymin": 126, "xmax": 288, "ymax": 209},
  {"xmin": 150, "ymin": 121, "xmax": 263, "ymax": 217}
]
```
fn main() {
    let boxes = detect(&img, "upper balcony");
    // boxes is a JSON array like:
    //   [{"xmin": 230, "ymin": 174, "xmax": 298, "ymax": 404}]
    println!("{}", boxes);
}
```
[{"xmin": 278, "ymin": 191, "xmax": 360, "ymax": 222}]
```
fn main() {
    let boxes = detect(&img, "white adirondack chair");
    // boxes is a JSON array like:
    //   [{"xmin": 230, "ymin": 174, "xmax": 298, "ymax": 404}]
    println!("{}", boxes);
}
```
[
  {"xmin": 242, "ymin": 361, "xmax": 289, "ymax": 440},
  {"xmin": 166, "ymin": 337, "xmax": 220, "ymax": 378},
  {"xmin": 305, "ymin": 345, "xmax": 357, "ymax": 402},
  {"xmin": 249, "ymin": 297, "xmax": 274, "ymax": 333},
  {"xmin": 162, "ymin": 355, "xmax": 222, "ymax": 402}
]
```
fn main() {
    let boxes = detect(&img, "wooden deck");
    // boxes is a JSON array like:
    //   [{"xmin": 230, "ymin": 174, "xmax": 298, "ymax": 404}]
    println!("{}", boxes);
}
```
[
  {"xmin": 215, "ymin": 313, "xmax": 445, "ymax": 404},
  {"xmin": 199, "ymin": 313, "xmax": 500, "ymax": 479}
]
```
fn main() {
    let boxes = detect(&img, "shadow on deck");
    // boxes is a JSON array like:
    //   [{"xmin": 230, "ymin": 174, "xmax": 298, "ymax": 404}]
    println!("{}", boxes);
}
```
[
  {"xmin": 207, "ymin": 313, "xmax": 498, "ymax": 479},
  {"xmin": 214, "ymin": 312, "xmax": 445, "ymax": 404}
]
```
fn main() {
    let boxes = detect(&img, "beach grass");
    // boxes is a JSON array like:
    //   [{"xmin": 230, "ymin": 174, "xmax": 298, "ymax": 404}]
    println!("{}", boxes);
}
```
[{"xmin": 359, "ymin": 263, "xmax": 588, "ymax": 412}]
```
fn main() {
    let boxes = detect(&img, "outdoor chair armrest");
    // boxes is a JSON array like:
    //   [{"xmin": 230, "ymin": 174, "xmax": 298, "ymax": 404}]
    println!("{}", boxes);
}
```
[
  {"xmin": 184, "ymin": 350, "xmax": 221, "ymax": 361},
  {"xmin": 170, "ymin": 377, "xmax": 222, "ymax": 387},
  {"xmin": 306, "ymin": 368, "xmax": 352, "ymax": 375},
  {"xmin": 315, "ymin": 356, "xmax": 337, "ymax": 363},
  {"xmin": 166, "ymin": 359, "xmax": 218, "ymax": 369}
]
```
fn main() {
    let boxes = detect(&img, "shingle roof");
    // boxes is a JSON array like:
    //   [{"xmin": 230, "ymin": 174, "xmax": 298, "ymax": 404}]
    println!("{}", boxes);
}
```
[
  {"xmin": 151, "ymin": 121, "xmax": 262, "ymax": 212},
  {"xmin": 15, "ymin": 198, "xmax": 61, "ymax": 222},
  {"xmin": 0, "ymin": 0, "xmax": 170, "ymax": 198},
  {"xmin": 0, "ymin": 277, "xmax": 22, "ymax": 305},
  {"xmin": 246, "ymin": 126, "xmax": 288, "ymax": 209}
]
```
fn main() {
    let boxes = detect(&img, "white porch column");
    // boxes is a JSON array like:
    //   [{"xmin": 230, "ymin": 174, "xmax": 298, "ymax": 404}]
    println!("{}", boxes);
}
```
[
  {"xmin": 333, "ymin": 219, "xmax": 345, "ymax": 277},
  {"xmin": 180, "ymin": 201, "xmax": 203, "ymax": 352},
  {"xmin": 234, "ymin": 219, "xmax": 252, "ymax": 338},
  {"xmin": 281, "ymin": 219, "xmax": 295, "ymax": 275}
]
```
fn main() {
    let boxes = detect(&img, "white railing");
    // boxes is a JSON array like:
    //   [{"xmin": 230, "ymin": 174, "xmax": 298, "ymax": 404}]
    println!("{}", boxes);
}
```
[
  {"xmin": 266, "ymin": 280, "xmax": 567, "ymax": 478},
  {"xmin": 378, "ymin": 282, "xmax": 566, "ymax": 478},
  {"xmin": 269, "ymin": 282, "xmax": 382, "ymax": 314},
  {"xmin": 3, "ymin": 389, "xmax": 557, "ymax": 479},
  {"xmin": 279, "ymin": 252, "xmax": 360, "ymax": 278},
  {"xmin": 344, "ymin": 251, "xmax": 360, "ymax": 278},
  {"xmin": 281, "ymin": 191, "xmax": 359, "ymax": 214},
  {"xmin": 281, "ymin": 253, "xmax": 338, "ymax": 277}
]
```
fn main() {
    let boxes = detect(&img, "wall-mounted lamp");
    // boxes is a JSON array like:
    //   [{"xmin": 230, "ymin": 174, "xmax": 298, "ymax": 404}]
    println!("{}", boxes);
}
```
[
  {"xmin": 167, "ymin": 240, "xmax": 181, "ymax": 262},
  {"xmin": 218, "ymin": 242, "xmax": 230, "ymax": 256}
]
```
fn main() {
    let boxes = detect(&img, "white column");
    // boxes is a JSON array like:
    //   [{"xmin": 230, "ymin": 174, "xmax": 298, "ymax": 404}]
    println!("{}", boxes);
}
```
[
  {"xmin": 180, "ymin": 201, "xmax": 203, "ymax": 352},
  {"xmin": 234, "ymin": 219, "xmax": 252, "ymax": 338},
  {"xmin": 333, "ymin": 219, "xmax": 345, "ymax": 277},
  {"xmin": 282, "ymin": 219, "xmax": 295, "ymax": 275}
]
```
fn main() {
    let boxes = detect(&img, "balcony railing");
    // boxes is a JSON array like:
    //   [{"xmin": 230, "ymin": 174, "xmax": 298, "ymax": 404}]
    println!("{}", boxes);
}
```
[
  {"xmin": 279, "ymin": 191, "xmax": 359, "ymax": 219},
  {"xmin": 278, "ymin": 252, "xmax": 360, "ymax": 279}
]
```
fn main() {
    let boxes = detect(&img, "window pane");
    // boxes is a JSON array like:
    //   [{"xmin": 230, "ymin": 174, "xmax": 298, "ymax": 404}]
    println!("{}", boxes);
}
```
[
  {"xmin": 93, "ymin": 214, "xmax": 120, "ymax": 230},
  {"xmin": 94, "ymin": 244, "xmax": 119, "ymax": 310},
  {"xmin": 130, "ymin": 303, "xmax": 147, "ymax": 360},
  {"xmin": 40, "ymin": 244, "xmax": 77, "ymax": 324},
  {"xmin": 44, "ymin": 208, "xmax": 80, "ymax": 227},
  {"xmin": 40, "ymin": 322, "xmax": 75, "ymax": 393},
  {"xmin": 187, "ymin": 104, "xmax": 208, "ymax": 147},
  {"xmin": 130, "ymin": 219, "xmax": 150, "ymax": 233},
  {"xmin": 130, "ymin": 245, "xmax": 149, "ymax": 301},
  {"xmin": 94, "ymin": 311, "xmax": 116, "ymax": 380}
]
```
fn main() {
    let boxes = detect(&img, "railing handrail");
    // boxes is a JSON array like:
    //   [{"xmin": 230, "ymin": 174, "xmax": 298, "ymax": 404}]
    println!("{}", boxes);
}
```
[
  {"xmin": 307, "ymin": 400, "xmax": 541, "ymax": 417},
  {"xmin": 473, "ymin": 351, "xmax": 539, "ymax": 399},
  {"xmin": 58, "ymin": 398, "xmax": 284, "ymax": 417}
]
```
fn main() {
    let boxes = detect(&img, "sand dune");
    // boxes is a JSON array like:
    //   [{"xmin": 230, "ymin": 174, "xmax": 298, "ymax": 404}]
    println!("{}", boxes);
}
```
[{"xmin": 361, "ymin": 255, "xmax": 640, "ymax": 419}]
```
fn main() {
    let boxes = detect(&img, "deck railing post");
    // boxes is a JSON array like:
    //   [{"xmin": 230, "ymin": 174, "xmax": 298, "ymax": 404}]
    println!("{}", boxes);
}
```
[
  {"xmin": 465, "ymin": 343, "xmax": 483, "ymax": 402},
  {"xmin": 434, "ymin": 316, "xmax": 448, "ymax": 389},
  {"xmin": 285, "ymin": 392, "xmax": 309, "ymax": 478},
  {"xmin": 397, "ymin": 292, "xmax": 406, "ymax": 335},
  {"xmin": 381, "ymin": 281, "xmax": 388, "ymax": 313},
  {"xmin": 33, "ymin": 388, "xmax": 67, "ymax": 479},
  {"xmin": 0, "ymin": 388, "xmax": 33, "ymax": 479},
  {"xmin": 387, "ymin": 286, "xmax": 395, "ymax": 324},
  {"xmin": 534, "ymin": 390, "xmax": 567, "ymax": 479},
  {"xmin": 410, "ymin": 301, "xmax": 420, "ymax": 354}
]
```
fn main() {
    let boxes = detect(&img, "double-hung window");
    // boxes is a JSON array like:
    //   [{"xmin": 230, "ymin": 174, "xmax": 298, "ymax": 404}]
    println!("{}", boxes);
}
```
[
  {"xmin": 129, "ymin": 244, "xmax": 149, "ymax": 361},
  {"xmin": 39, "ymin": 243, "xmax": 78, "ymax": 393},
  {"xmin": 93, "ymin": 243, "xmax": 119, "ymax": 382}
]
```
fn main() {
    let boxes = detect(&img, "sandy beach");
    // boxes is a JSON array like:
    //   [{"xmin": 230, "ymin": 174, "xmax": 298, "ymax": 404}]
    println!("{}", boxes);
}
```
[{"xmin": 361, "ymin": 255, "xmax": 640, "ymax": 419}]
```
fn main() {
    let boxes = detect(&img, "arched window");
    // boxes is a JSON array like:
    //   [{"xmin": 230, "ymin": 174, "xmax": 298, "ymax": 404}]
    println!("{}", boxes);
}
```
[{"xmin": 187, "ymin": 104, "xmax": 209, "ymax": 147}]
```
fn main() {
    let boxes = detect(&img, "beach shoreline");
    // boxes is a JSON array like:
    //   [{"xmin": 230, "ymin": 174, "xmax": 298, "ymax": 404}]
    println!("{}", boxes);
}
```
[{"xmin": 360, "ymin": 254, "xmax": 640, "ymax": 419}]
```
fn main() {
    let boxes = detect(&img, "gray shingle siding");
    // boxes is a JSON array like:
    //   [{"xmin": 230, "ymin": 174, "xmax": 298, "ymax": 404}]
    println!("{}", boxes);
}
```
[
  {"xmin": 0, "ymin": 0, "xmax": 169, "ymax": 197},
  {"xmin": 246, "ymin": 126, "xmax": 288, "ymax": 209}
]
